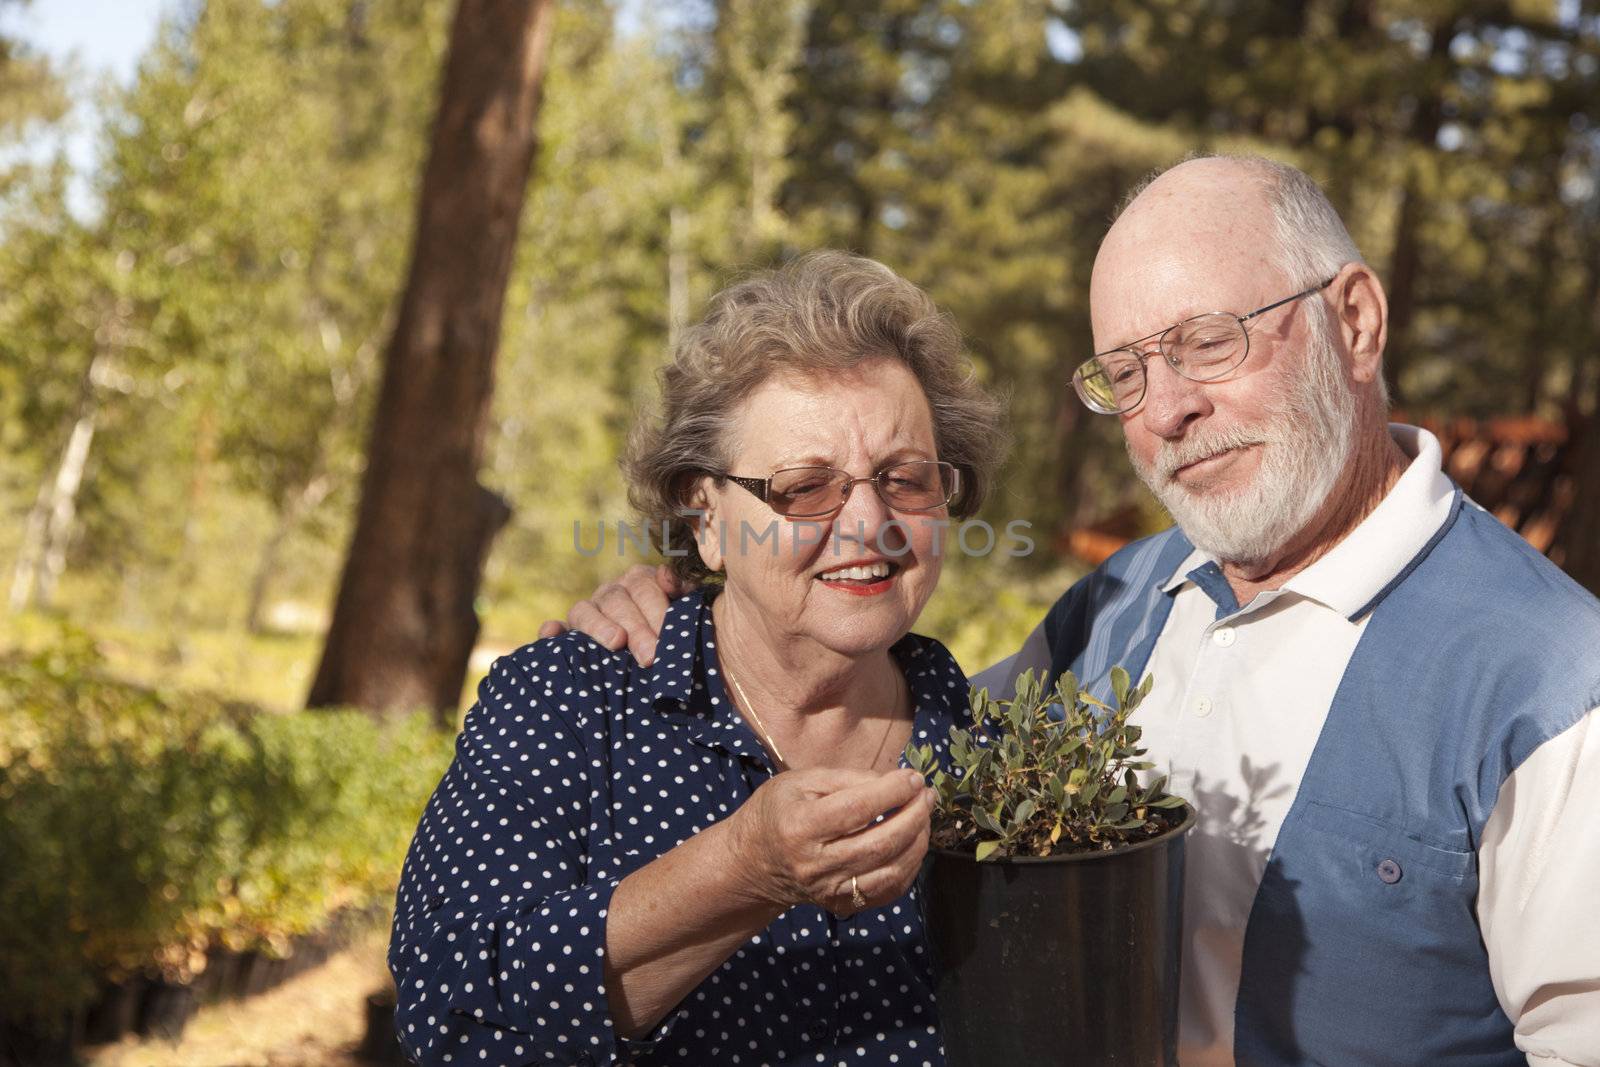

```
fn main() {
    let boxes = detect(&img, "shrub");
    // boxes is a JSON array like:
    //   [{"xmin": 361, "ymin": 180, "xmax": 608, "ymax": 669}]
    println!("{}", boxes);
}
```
[
  {"xmin": 0, "ymin": 633, "xmax": 453, "ymax": 1025},
  {"xmin": 906, "ymin": 668, "xmax": 1188, "ymax": 861}
]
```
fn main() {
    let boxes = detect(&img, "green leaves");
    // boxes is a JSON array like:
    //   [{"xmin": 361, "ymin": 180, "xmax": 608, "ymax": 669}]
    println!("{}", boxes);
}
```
[
  {"xmin": 1110, "ymin": 666, "xmax": 1131, "ymax": 709},
  {"xmin": 1010, "ymin": 798, "xmax": 1037, "ymax": 829},
  {"xmin": 910, "ymin": 668, "xmax": 1189, "ymax": 861},
  {"xmin": 971, "ymin": 805, "xmax": 1005, "ymax": 836},
  {"xmin": 0, "ymin": 641, "xmax": 453, "ymax": 1020}
]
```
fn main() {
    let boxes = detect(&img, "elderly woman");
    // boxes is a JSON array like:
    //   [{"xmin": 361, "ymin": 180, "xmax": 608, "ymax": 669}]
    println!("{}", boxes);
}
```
[{"xmin": 388, "ymin": 251, "xmax": 1007, "ymax": 1066}]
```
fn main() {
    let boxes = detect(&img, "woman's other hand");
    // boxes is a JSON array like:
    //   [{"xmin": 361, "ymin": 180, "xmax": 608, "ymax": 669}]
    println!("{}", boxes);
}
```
[{"xmin": 729, "ymin": 767, "xmax": 937, "ymax": 916}]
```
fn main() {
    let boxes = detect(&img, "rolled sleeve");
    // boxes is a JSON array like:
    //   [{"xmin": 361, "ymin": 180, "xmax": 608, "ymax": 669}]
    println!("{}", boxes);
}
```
[{"xmin": 390, "ymin": 642, "xmax": 675, "ymax": 1066}]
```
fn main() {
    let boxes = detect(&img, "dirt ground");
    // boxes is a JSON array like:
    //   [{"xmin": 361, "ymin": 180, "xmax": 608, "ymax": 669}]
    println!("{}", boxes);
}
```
[{"xmin": 85, "ymin": 929, "xmax": 393, "ymax": 1067}]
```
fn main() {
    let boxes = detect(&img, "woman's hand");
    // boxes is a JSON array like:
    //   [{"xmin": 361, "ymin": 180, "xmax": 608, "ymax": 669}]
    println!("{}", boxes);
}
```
[{"xmin": 727, "ymin": 767, "xmax": 936, "ymax": 916}]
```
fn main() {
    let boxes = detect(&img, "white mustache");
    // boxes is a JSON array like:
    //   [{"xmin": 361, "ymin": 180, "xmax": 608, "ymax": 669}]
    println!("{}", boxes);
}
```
[{"xmin": 1153, "ymin": 428, "xmax": 1271, "ymax": 483}]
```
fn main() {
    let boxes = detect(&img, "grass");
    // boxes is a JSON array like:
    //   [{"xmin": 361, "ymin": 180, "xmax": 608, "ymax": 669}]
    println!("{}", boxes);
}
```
[{"xmin": 0, "ymin": 608, "xmax": 322, "ymax": 714}]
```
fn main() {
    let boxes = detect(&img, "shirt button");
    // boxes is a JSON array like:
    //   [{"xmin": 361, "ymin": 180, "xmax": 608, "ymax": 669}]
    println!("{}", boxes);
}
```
[
  {"xmin": 807, "ymin": 1019, "xmax": 829, "ymax": 1041},
  {"xmin": 1212, "ymin": 627, "xmax": 1236, "ymax": 647},
  {"xmin": 1194, "ymin": 696, "xmax": 1214, "ymax": 718},
  {"xmin": 1376, "ymin": 859, "xmax": 1403, "ymax": 884}
]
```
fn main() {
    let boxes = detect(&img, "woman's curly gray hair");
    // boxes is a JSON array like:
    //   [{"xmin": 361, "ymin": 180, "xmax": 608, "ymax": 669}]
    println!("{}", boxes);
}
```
[{"xmin": 625, "ymin": 250, "xmax": 1010, "ymax": 583}]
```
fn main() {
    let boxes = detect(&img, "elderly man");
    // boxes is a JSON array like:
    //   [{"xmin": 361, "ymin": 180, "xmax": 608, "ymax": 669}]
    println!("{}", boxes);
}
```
[{"xmin": 544, "ymin": 156, "xmax": 1600, "ymax": 1065}]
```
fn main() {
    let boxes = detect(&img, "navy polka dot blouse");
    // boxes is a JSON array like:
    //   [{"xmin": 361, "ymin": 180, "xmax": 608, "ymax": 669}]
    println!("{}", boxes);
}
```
[{"xmin": 388, "ymin": 589, "xmax": 966, "ymax": 1066}]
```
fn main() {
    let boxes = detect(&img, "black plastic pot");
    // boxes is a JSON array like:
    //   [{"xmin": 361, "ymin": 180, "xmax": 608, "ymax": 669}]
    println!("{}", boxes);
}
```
[
  {"xmin": 193, "ymin": 950, "xmax": 239, "ymax": 1005},
  {"xmin": 921, "ymin": 804, "xmax": 1196, "ymax": 1067},
  {"xmin": 136, "ymin": 980, "xmax": 197, "ymax": 1042},
  {"xmin": 0, "ymin": 1012, "xmax": 83, "ymax": 1067},
  {"xmin": 236, "ymin": 951, "xmax": 289, "ymax": 998},
  {"xmin": 356, "ymin": 988, "xmax": 410, "ymax": 1065},
  {"xmin": 83, "ymin": 979, "xmax": 144, "ymax": 1045}
]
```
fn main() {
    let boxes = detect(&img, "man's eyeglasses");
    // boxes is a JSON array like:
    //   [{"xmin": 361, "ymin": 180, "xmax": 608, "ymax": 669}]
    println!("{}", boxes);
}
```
[
  {"xmin": 721, "ymin": 461, "xmax": 960, "ymax": 519},
  {"xmin": 1071, "ymin": 276, "xmax": 1337, "ymax": 415}
]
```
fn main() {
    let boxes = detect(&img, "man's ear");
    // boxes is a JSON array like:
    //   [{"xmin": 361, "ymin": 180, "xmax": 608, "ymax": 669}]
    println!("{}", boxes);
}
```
[
  {"xmin": 1332, "ymin": 261, "xmax": 1388, "ymax": 386},
  {"xmin": 685, "ymin": 477, "xmax": 724, "ymax": 574}
]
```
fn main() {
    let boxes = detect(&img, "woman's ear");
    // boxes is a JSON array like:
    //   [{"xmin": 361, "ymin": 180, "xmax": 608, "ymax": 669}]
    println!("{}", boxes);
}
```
[
  {"xmin": 685, "ymin": 477, "xmax": 724, "ymax": 574},
  {"xmin": 1332, "ymin": 262, "xmax": 1388, "ymax": 386}
]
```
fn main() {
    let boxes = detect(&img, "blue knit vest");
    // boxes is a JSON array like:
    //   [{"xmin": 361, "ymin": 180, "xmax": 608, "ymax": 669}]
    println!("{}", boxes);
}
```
[{"xmin": 1043, "ymin": 491, "xmax": 1600, "ymax": 1065}]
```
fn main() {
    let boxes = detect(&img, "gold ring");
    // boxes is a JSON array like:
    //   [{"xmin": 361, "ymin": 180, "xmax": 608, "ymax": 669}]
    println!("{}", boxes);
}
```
[{"xmin": 850, "ymin": 875, "xmax": 867, "ymax": 910}]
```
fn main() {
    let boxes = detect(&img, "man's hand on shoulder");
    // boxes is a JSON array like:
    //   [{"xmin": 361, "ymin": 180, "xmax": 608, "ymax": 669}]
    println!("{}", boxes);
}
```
[{"xmin": 537, "ymin": 564, "xmax": 692, "ymax": 666}]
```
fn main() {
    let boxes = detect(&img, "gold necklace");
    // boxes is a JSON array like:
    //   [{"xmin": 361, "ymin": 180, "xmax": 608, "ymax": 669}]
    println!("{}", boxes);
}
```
[
  {"xmin": 726, "ymin": 667, "xmax": 789, "ymax": 770},
  {"xmin": 724, "ymin": 662, "xmax": 905, "ymax": 774},
  {"xmin": 866, "ymin": 670, "xmax": 908, "ymax": 769}
]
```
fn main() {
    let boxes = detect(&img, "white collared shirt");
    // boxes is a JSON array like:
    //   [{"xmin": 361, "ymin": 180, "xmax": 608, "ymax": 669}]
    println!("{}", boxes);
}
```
[{"xmin": 975, "ymin": 425, "xmax": 1600, "ymax": 1066}]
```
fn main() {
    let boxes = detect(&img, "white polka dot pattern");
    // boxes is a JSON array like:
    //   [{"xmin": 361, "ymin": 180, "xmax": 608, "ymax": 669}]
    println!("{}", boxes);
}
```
[{"xmin": 388, "ymin": 590, "xmax": 964, "ymax": 1066}]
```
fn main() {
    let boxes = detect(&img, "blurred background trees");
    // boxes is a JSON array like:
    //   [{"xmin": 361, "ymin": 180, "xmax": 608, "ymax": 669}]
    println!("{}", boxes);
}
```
[{"xmin": 2, "ymin": 0, "xmax": 1597, "ymax": 712}]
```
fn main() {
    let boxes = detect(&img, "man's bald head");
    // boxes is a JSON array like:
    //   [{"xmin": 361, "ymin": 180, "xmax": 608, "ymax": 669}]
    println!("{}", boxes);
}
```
[{"xmin": 1097, "ymin": 155, "xmax": 1362, "ymax": 329}]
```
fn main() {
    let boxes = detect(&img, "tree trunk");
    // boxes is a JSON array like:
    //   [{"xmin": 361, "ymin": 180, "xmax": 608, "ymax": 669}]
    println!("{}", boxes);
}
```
[
  {"xmin": 723, "ymin": 0, "xmax": 808, "ymax": 255},
  {"xmin": 1556, "ymin": 379, "xmax": 1600, "ymax": 597},
  {"xmin": 36, "ymin": 407, "xmax": 98, "ymax": 608},
  {"xmin": 9, "ymin": 350, "xmax": 104, "ymax": 613},
  {"xmin": 1555, "ymin": 262, "xmax": 1600, "ymax": 598},
  {"xmin": 668, "ymin": 204, "xmax": 691, "ymax": 349},
  {"xmin": 1382, "ymin": 176, "xmax": 1422, "ymax": 404},
  {"xmin": 307, "ymin": 0, "xmax": 555, "ymax": 721},
  {"xmin": 9, "ymin": 464, "xmax": 54, "ymax": 613},
  {"xmin": 657, "ymin": 95, "xmax": 690, "ymax": 351},
  {"xmin": 1381, "ymin": 21, "xmax": 1452, "ymax": 404},
  {"xmin": 167, "ymin": 405, "xmax": 218, "ymax": 646},
  {"xmin": 1520, "ymin": 207, "xmax": 1563, "ymax": 413}
]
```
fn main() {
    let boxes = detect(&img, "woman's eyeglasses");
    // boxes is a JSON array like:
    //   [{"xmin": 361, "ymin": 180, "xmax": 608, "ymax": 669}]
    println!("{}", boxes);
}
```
[{"xmin": 721, "ymin": 461, "xmax": 960, "ymax": 518}]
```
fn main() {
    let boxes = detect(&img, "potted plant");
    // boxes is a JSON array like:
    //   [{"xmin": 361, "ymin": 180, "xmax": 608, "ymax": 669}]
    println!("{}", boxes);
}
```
[{"xmin": 905, "ymin": 667, "xmax": 1196, "ymax": 1067}]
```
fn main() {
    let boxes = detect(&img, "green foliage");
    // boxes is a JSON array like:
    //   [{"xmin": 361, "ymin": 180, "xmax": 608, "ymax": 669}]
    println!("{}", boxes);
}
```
[
  {"xmin": 906, "ymin": 668, "xmax": 1187, "ymax": 860},
  {"xmin": 0, "ymin": 633, "xmax": 453, "ymax": 1020}
]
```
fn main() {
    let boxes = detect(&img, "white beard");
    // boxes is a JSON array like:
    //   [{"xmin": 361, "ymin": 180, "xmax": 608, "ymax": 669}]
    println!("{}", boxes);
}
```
[{"xmin": 1127, "ymin": 316, "xmax": 1357, "ymax": 567}]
